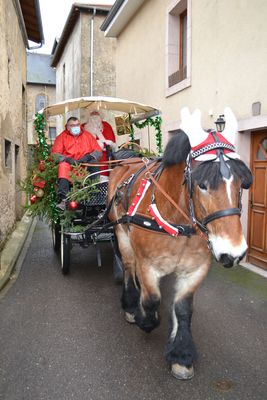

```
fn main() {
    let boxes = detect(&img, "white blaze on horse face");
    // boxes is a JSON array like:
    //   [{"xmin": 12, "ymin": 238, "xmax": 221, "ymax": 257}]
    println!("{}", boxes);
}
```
[
  {"xmin": 224, "ymin": 175, "xmax": 234, "ymax": 205},
  {"xmin": 207, "ymin": 175, "xmax": 247, "ymax": 262}
]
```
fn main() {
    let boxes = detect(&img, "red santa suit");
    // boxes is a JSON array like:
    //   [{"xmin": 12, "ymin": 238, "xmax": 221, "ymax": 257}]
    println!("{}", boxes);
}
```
[{"xmin": 52, "ymin": 125, "xmax": 102, "ymax": 181}]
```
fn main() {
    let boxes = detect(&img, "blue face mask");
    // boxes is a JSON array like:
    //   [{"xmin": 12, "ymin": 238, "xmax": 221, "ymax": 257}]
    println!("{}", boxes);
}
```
[{"xmin": 70, "ymin": 126, "xmax": 80, "ymax": 136}]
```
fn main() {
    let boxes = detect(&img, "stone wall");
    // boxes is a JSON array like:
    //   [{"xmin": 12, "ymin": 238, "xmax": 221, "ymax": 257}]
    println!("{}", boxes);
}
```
[
  {"xmin": 0, "ymin": 0, "xmax": 28, "ymax": 249},
  {"xmin": 55, "ymin": 10, "xmax": 116, "ymax": 132},
  {"xmin": 80, "ymin": 11, "xmax": 116, "ymax": 124},
  {"xmin": 26, "ymin": 84, "xmax": 56, "ymax": 144}
]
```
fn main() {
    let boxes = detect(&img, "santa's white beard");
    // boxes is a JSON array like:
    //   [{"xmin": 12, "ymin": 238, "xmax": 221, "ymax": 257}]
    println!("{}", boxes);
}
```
[{"xmin": 85, "ymin": 117, "xmax": 103, "ymax": 137}]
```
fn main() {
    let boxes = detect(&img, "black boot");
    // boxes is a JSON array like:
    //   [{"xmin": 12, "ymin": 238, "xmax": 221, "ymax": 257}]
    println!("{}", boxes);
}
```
[{"xmin": 56, "ymin": 178, "xmax": 70, "ymax": 210}]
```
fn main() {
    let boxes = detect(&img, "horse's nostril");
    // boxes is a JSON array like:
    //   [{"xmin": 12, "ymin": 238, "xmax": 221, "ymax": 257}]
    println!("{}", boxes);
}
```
[{"xmin": 219, "ymin": 253, "xmax": 234, "ymax": 268}]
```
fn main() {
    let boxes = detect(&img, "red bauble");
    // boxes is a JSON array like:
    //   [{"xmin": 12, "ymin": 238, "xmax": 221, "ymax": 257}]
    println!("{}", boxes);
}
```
[
  {"xmin": 30, "ymin": 195, "xmax": 38, "ymax": 204},
  {"xmin": 38, "ymin": 160, "xmax": 45, "ymax": 171},
  {"xmin": 69, "ymin": 201, "xmax": 78, "ymax": 210}
]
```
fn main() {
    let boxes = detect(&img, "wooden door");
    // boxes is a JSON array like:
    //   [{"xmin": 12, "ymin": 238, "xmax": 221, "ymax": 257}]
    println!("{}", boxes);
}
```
[{"xmin": 248, "ymin": 131, "xmax": 267, "ymax": 269}]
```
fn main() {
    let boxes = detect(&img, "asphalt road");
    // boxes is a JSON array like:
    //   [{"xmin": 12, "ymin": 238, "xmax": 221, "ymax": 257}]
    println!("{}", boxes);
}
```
[{"xmin": 0, "ymin": 220, "xmax": 266, "ymax": 400}]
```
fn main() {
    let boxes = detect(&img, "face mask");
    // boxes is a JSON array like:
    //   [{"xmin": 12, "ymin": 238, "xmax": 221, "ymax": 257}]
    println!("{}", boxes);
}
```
[{"xmin": 70, "ymin": 126, "xmax": 80, "ymax": 136}]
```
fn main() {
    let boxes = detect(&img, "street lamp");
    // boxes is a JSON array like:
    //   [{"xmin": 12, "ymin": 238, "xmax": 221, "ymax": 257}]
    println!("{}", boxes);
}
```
[{"xmin": 215, "ymin": 114, "xmax": 225, "ymax": 132}]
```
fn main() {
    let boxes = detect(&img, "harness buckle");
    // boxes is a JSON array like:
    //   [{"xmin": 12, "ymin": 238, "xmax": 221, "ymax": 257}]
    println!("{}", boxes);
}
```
[
  {"xmin": 142, "ymin": 157, "xmax": 149, "ymax": 165},
  {"xmin": 118, "ymin": 173, "xmax": 135, "ymax": 189}
]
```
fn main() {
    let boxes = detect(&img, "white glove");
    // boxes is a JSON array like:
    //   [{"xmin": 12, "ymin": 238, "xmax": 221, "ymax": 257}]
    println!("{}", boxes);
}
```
[
  {"xmin": 105, "ymin": 139, "xmax": 116, "ymax": 149},
  {"xmin": 97, "ymin": 132, "xmax": 106, "ymax": 142},
  {"xmin": 97, "ymin": 139, "xmax": 105, "ymax": 149}
]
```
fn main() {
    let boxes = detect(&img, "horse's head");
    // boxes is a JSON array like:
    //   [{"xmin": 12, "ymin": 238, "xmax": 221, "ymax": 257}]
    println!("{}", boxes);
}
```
[{"xmin": 180, "ymin": 107, "xmax": 253, "ymax": 268}]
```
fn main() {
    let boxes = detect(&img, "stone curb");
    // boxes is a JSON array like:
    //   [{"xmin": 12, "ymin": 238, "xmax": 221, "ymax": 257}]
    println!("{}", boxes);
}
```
[{"xmin": 0, "ymin": 212, "xmax": 35, "ymax": 291}]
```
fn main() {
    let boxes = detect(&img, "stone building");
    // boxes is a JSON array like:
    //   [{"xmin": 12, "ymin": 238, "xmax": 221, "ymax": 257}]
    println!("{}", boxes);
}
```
[
  {"xmin": 26, "ymin": 53, "xmax": 56, "ymax": 147},
  {"xmin": 101, "ymin": 0, "xmax": 267, "ymax": 270},
  {"xmin": 51, "ymin": 3, "xmax": 116, "ymax": 130},
  {"xmin": 0, "ymin": 0, "xmax": 43, "ymax": 249}
]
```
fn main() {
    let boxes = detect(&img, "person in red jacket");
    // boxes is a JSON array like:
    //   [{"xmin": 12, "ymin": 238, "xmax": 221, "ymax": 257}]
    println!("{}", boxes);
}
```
[
  {"xmin": 83, "ymin": 110, "xmax": 116, "ymax": 179},
  {"xmin": 52, "ymin": 116, "xmax": 102, "ymax": 209}
]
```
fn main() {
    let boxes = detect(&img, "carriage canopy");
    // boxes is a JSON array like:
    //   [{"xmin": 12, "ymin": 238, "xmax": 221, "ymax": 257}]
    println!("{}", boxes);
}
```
[{"xmin": 40, "ymin": 96, "xmax": 160, "ymax": 122}]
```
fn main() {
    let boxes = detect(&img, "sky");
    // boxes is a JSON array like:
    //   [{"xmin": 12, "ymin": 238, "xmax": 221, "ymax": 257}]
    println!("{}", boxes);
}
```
[{"xmin": 30, "ymin": 0, "xmax": 115, "ymax": 54}]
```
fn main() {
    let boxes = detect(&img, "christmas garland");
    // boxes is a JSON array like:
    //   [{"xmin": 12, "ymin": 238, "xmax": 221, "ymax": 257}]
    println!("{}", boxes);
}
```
[
  {"xmin": 133, "ymin": 116, "xmax": 163, "ymax": 155},
  {"xmin": 21, "ymin": 112, "xmax": 60, "ymax": 224}
]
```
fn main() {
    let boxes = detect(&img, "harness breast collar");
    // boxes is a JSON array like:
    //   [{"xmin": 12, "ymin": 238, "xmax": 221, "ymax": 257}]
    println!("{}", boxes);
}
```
[{"xmin": 113, "ymin": 132, "xmax": 242, "ymax": 239}]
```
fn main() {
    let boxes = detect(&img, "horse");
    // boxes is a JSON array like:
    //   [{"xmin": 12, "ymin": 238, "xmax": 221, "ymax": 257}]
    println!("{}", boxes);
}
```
[{"xmin": 107, "ymin": 107, "xmax": 253, "ymax": 380}]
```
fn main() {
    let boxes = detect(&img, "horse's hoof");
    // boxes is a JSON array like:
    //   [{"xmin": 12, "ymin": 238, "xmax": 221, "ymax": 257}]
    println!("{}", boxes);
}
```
[
  {"xmin": 125, "ymin": 312, "xmax": 136, "ymax": 324},
  {"xmin": 171, "ymin": 364, "xmax": 194, "ymax": 380}
]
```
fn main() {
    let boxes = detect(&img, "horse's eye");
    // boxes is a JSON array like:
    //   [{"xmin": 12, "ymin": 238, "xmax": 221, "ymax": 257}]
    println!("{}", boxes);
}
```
[{"xmin": 198, "ymin": 183, "xmax": 207, "ymax": 191}]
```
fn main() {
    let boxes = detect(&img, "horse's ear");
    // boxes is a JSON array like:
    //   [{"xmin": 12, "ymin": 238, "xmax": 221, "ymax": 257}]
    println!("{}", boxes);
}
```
[
  {"xmin": 222, "ymin": 107, "xmax": 238, "ymax": 145},
  {"xmin": 180, "ymin": 108, "xmax": 208, "ymax": 148}
]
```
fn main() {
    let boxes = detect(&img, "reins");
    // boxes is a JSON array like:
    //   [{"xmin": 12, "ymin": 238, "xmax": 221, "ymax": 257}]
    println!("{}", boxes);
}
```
[
  {"xmin": 142, "ymin": 160, "xmax": 207, "ymax": 240},
  {"xmin": 81, "ymin": 157, "xmax": 150, "ymax": 168}
]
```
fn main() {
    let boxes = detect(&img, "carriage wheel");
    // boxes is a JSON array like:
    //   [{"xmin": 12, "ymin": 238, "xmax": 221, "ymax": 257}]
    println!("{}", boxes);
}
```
[
  {"xmin": 60, "ymin": 231, "xmax": 70, "ymax": 275},
  {"xmin": 51, "ymin": 222, "xmax": 61, "ymax": 252}
]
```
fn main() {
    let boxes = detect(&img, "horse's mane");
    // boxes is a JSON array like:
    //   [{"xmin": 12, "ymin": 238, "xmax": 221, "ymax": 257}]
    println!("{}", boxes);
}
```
[
  {"xmin": 162, "ymin": 130, "xmax": 253, "ymax": 190},
  {"xmin": 162, "ymin": 130, "xmax": 191, "ymax": 167}
]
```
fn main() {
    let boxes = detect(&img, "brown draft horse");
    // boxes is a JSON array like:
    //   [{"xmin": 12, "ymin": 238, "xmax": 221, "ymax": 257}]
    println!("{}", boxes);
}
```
[{"xmin": 107, "ymin": 107, "xmax": 253, "ymax": 380}]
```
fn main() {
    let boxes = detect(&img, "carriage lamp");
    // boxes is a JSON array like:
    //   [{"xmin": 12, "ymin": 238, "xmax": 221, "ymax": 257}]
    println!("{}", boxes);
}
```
[{"xmin": 215, "ymin": 114, "xmax": 225, "ymax": 132}]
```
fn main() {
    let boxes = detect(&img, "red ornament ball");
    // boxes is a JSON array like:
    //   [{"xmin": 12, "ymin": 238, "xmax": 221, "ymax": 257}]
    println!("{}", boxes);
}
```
[{"xmin": 30, "ymin": 195, "xmax": 38, "ymax": 204}]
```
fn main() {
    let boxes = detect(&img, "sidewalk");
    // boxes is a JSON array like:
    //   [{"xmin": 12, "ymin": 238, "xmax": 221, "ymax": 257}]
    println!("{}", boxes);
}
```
[{"xmin": 0, "ymin": 212, "xmax": 36, "ymax": 291}]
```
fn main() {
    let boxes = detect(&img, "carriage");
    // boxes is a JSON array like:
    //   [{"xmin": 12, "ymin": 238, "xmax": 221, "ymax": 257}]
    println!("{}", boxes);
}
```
[{"xmin": 39, "ymin": 96, "xmax": 161, "ymax": 276}]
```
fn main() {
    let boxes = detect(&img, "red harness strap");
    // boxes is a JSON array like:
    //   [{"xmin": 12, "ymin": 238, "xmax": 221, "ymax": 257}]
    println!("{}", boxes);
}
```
[
  {"xmin": 148, "ymin": 203, "xmax": 179, "ymax": 237},
  {"xmin": 127, "ymin": 178, "xmax": 151, "ymax": 216},
  {"xmin": 126, "ymin": 178, "xmax": 180, "ymax": 237}
]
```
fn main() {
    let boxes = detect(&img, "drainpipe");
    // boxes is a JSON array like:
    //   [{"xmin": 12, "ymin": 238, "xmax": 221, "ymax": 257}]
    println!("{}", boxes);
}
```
[{"xmin": 90, "ymin": 8, "xmax": 96, "ymax": 96}]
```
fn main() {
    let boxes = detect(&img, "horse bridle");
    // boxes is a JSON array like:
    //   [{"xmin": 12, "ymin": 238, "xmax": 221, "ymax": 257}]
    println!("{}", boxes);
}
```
[{"xmin": 184, "ymin": 133, "xmax": 242, "ymax": 235}]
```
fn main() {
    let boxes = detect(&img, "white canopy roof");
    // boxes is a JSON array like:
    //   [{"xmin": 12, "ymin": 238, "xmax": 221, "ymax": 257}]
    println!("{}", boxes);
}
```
[{"xmin": 41, "ymin": 96, "xmax": 160, "ymax": 120}]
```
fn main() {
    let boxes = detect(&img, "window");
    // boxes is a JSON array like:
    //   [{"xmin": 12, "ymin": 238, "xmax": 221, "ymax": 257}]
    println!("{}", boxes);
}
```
[
  {"xmin": 15, "ymin": 144, "xmax": 20, "ymax": 178},
  {"xmin": 35, "ymin": 94, "xmax": 48, "ymax": 113},
  {"xmin": 48, "ymin": 127, "xmax": 57, "ymax": 141},
  {"xmin": 15, "ymin": 145, "xmax": 19, "ymax": 163},
  {"xmin": 256, "ymin": 138, "xmax": 267, "ymax": 160},
  {"xmin": 4, "ymin": 139, "xmax": 12, "ymax": 169},
  {"xmin": 166, "ymin": 0, "xmax": 191, "ymax": 96}
]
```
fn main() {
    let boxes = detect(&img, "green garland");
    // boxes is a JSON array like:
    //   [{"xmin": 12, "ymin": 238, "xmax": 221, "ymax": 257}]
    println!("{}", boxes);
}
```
[
  {"xmin": 33, "ymin": 112, "xmax": 50, "ymax": 160},
  {"xmin": 20, "ymin": 112, "xmax": 60, "ymax": 224},
  {"xmin": 133, "ymin": 116, "xmax": 163, "ymax": 155}
]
